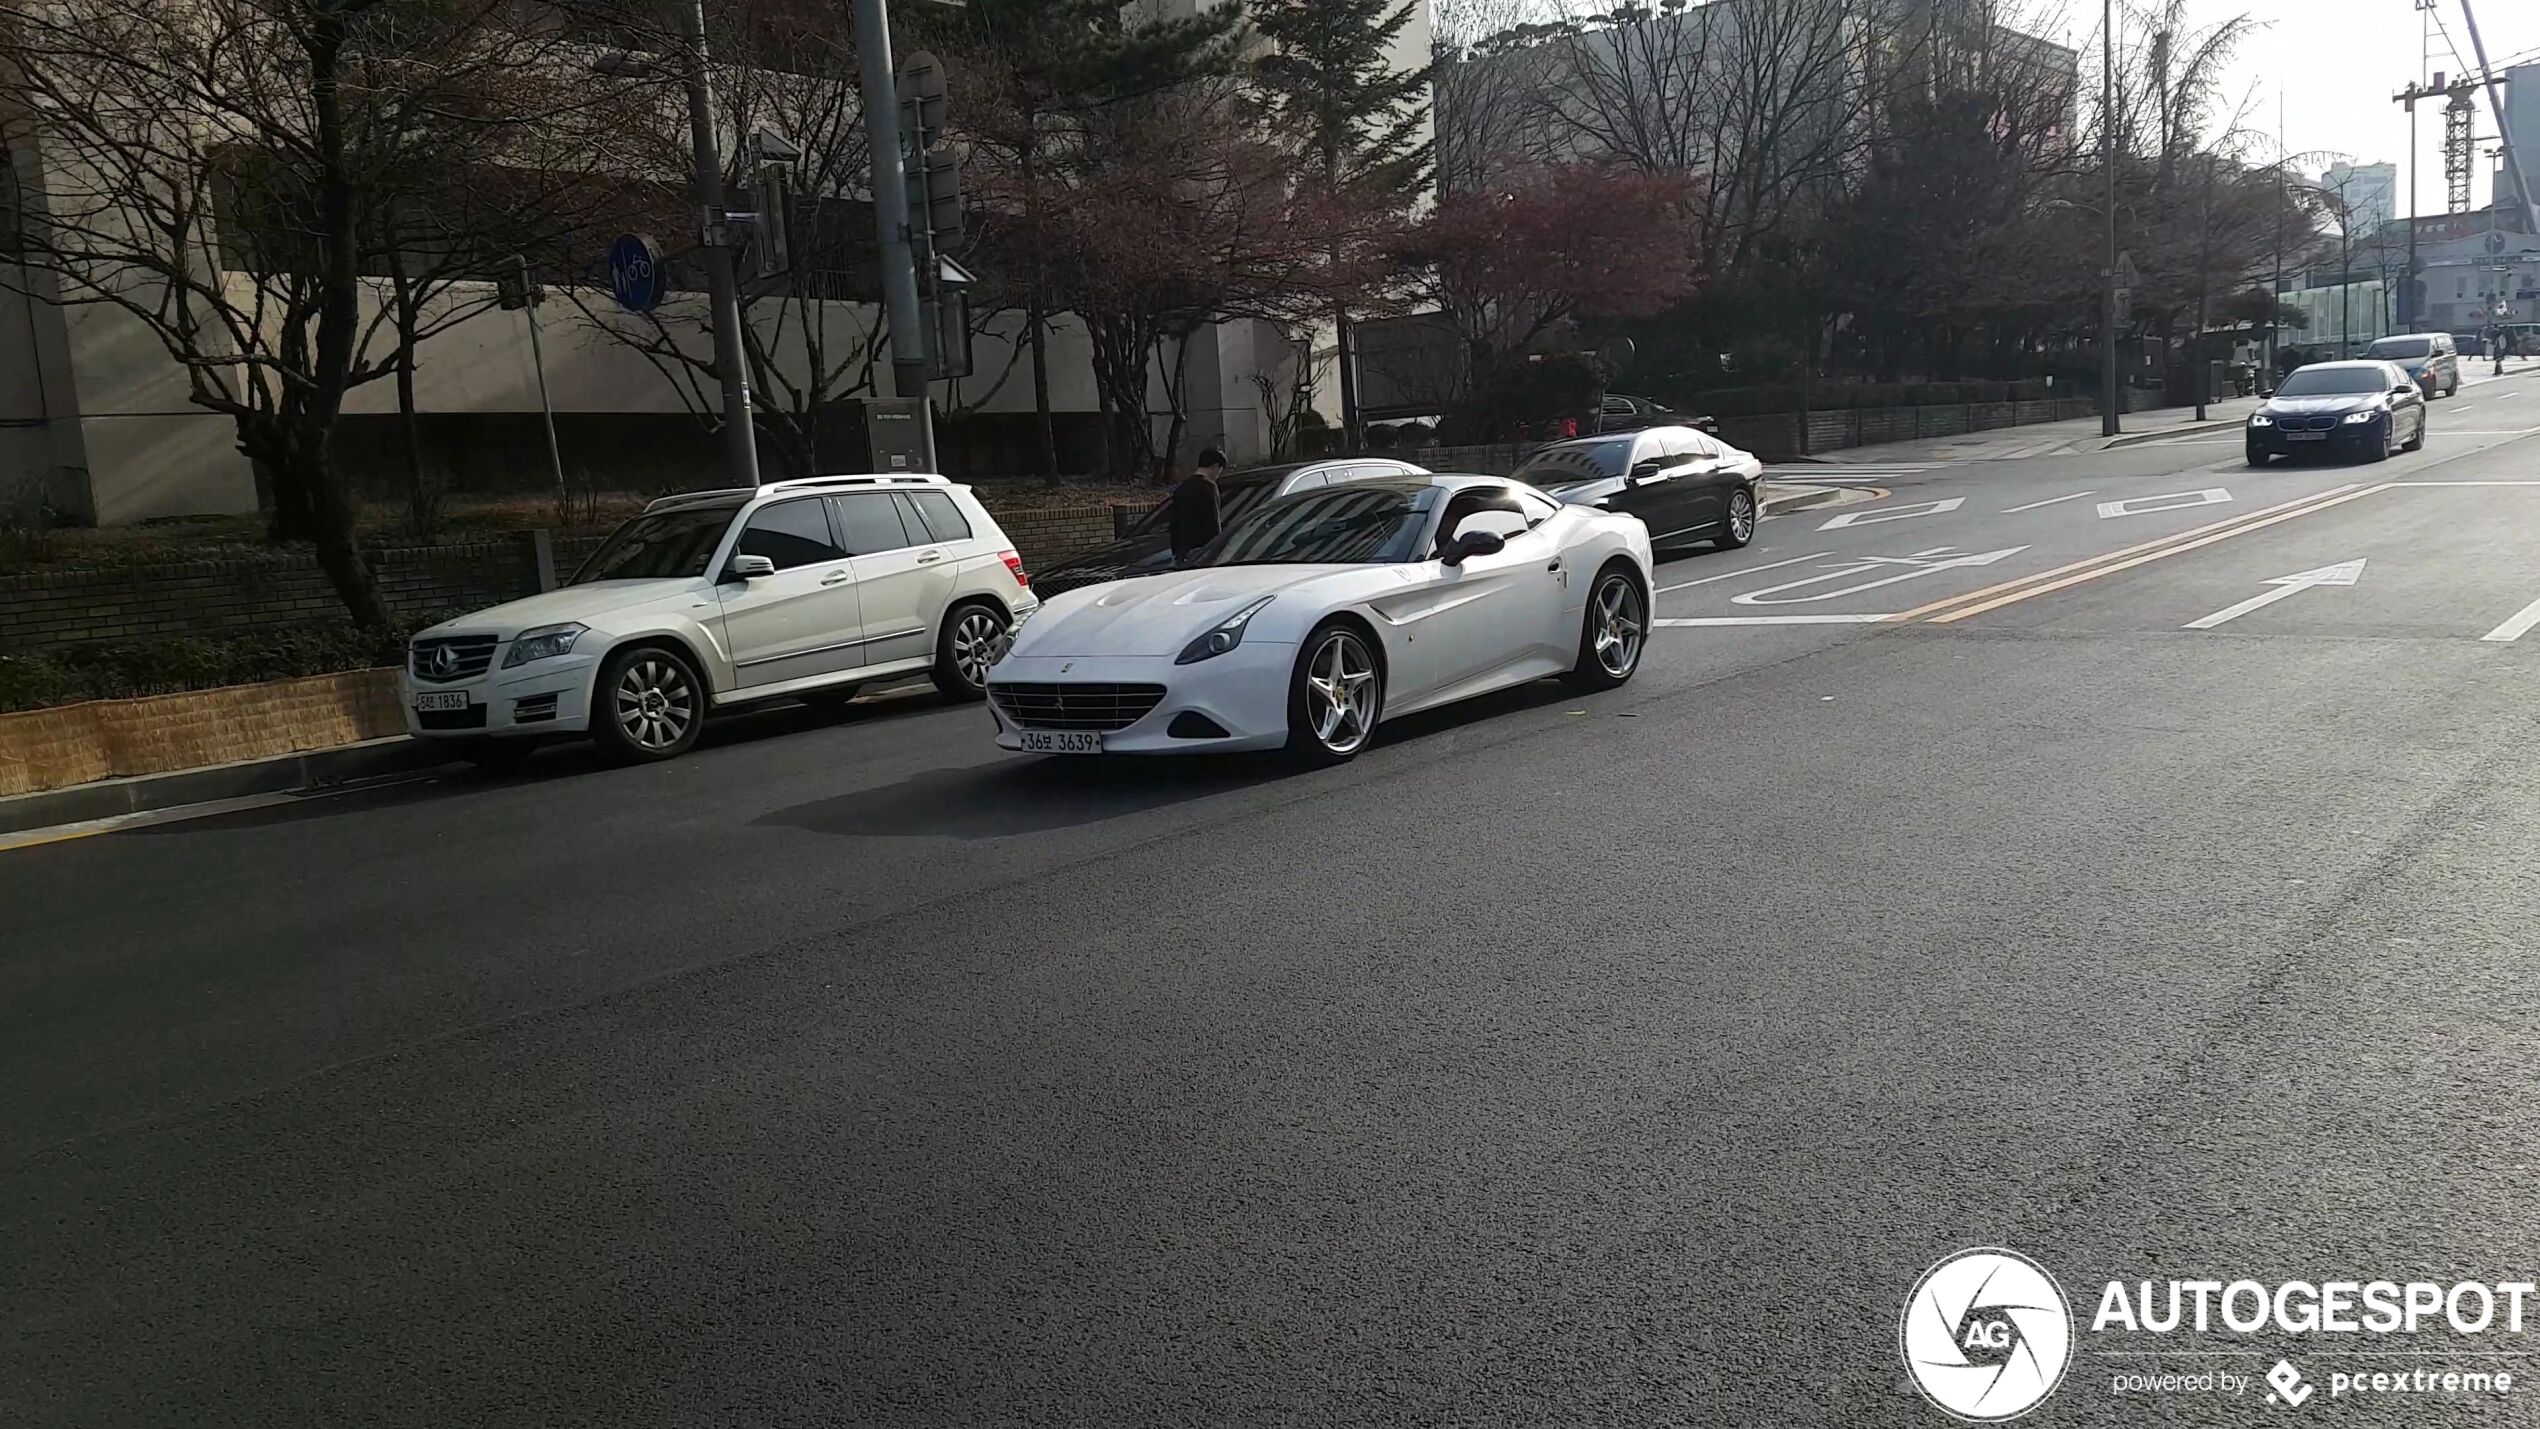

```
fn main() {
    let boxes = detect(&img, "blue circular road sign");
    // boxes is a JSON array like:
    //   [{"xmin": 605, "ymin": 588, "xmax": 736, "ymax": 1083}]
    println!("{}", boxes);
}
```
[{"xmin": 608, "ymin": 233, "xmax": 666, "ymax": 314}]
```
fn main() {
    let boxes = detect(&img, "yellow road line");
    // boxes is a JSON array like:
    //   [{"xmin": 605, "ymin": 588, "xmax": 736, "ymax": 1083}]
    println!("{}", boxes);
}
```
[
  {"xmin": 1889, "ymin": 484, "xmax": 2369, "ymax": 624},
  {"xmin": 1928, "ymin": 484, "xmax": 2394, "ymax": 624}
]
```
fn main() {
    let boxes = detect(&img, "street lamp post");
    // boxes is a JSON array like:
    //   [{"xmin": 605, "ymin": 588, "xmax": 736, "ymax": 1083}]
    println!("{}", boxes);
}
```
[
  {"xmin": 675, "ymin": 0, "xmax": 760, "ymax": 488},
  {"xmin": 2100, "ymin": 0, "xmax": 2120, "ymax": 437}
]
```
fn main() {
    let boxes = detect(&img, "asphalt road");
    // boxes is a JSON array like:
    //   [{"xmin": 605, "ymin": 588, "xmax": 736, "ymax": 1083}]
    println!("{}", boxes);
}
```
[{"xmin": 11, "ymin": 374, "xmax": 2540, "ymax": 1427}]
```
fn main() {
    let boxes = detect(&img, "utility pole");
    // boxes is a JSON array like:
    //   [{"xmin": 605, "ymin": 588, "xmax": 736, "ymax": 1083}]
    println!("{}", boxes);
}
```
[
  {"xmin": 851, "ymin": 0, "xmax": 930, "ymax": 404},
  {"xmin": 2398, "ymin": 2, "xmax": 2436, "ymax": 333},
  {"xmin": 2101, "ymin": 0, "xmax": 2121, "ymax": 437},
  {"xmin": 2460, "ymin": 0, "xmax": 2540, "ymax": 237},
  {"xmin": 676, "ymin": 0, "xmax": 761, "ymax": 488}
]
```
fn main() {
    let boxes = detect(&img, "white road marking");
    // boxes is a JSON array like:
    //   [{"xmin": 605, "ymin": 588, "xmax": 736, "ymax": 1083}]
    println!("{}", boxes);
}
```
[
  {"xmin": 1655, "ymin": 614, "xmax": 1899, "ymax": 626},
  {"xmin": 2480, "ymin": 596, "xmax": 2540, "ymax": 643},
  {"xmin": 2002, "ymin": 489, "xmax": 2097, "ymax": 513},
  {"xmin": 1818, "ymin": 497, "xmax": 1965, "ymax": 530},
  {"xmin": 2182, "ymin": 559, "xmax": 2367, "ymax": 630},
  {"xmin": 2385, "ymin": 480, "xmax": 2540, "ymax": 486},
  {"xmin": 2096, "ymin": 487, "xmax": 2233, "ymax": 520},
  {"xmin": 1655, "ymin": 552, "xmax": 1822, "ymax": 592},
  {"xmin": 1730, "ymin": 545, "xmax": 2027, "ymax": 606}
]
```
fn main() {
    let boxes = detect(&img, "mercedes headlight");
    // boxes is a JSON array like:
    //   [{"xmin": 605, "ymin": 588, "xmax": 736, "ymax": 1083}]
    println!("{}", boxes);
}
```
[
  {"xmin": 2342, "ymin": 410, "xmax": 2379, "ymax": 424},
  {"xmin": 1175, "ymin": 596, "xmax": 1274, "ymax": 665},
  {"xmin": 502, "ymin": 622, "xmax": 588, "ymax": 667},
  {"xmin": 2249, "ymin": 414, "xmax": 2273, "ymax": 427}
]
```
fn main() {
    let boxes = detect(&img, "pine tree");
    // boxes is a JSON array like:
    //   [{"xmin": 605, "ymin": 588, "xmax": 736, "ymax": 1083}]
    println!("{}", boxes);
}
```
[
  {"xmin": 1248, "ymin": 0, "xmax": 1437, "ymax": 447},
  {"xmin": 954, "ymin": 0, "xmax": 1242, "ymax": 480}
]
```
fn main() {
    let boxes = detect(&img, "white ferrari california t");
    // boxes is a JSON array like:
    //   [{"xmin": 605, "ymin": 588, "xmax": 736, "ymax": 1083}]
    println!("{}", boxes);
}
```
[{"xmin": 986, "ymin": 474, "xmax": 1657, "ymax": 764}]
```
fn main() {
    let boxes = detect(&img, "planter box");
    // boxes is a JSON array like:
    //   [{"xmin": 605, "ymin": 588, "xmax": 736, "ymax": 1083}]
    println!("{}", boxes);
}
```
[{"xmin": 0, "ymin": 668, "xmax": 404, "ymax": 798}]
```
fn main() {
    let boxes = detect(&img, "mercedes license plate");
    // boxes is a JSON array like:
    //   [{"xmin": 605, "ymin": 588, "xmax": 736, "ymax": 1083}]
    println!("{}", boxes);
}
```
[
  {"xmin": 1020, "ymin": 730, "xmax": 1102, "ymax": 755},
  {"xmin": 2285, "ymin": 431, "xmax": 2327, "ymax": 441},
  {"xmin": 414, "ymin": 691, "xmax": 471, "ymax": 712}
]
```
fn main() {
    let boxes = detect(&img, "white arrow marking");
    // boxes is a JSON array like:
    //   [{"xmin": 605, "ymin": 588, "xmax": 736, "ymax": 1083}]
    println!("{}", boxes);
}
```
[
  {"xmin": 1731, "ymin": 546, "xmax": 2029, "ymax": 606},
  {"xmin": 2481, "ymin": 595, "xmax": 2540, "ymax": 643},
  {"xmin": 2096, "ymin": 487, "xmax": 2233, "ymax": 520},
  {"xmin": 1655, "ymin": 551, "xmax": 1822, "ymax": 592},
  {"xmin": 1655, "ymin": 614, "xmax": 1898, "ymax": 626},
  {"xmin": 2182, "ymin": 559, "xmax": 2367, "ymax": 629},
  {"xmin": 1818, "ymin": 497, "xmax": 1965, "ymax": 530}
]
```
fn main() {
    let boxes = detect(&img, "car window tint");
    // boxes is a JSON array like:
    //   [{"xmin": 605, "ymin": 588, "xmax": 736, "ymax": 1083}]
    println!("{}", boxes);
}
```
[
  {"xmin": 1518, "ymin": 491, "xmax": 1561, "ymax": 527},
  {"xmin": 831, "ymin": 493, "xmax": 914, "ymax": 555},
  {"xmin": 905, "ymin": 489, "xmax": 973, "ymax": 543},
  {"xmin": 735, "ymin": 499, "xmax": 845, "ymax": 571},
  {"xmin": 1658, "ymin": 430, "xmax": 1704, "ymax": 460}
]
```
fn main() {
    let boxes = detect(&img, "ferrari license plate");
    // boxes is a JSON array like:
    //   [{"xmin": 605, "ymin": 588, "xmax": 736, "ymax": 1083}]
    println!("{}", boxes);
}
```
[
  {"xmin": 2285, "ymin": 431, "xmax": 2327, "ymax": 442},
  {"xmin": 413, "ymin": 691, "xmax": 471, "ymax": 712},
  {"xmin": 1021, "ymin": 730, "xmax": 1102, "ymax": 755}
]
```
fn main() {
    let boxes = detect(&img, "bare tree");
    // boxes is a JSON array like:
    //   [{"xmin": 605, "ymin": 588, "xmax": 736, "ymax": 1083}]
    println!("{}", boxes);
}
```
[
  {"xmin": 0, "ymin": 0, "xmax": 617, "ymax": 626},
  {"xmin": 570, "ymin": 0, "xmax": 889, "ymax": 482}
]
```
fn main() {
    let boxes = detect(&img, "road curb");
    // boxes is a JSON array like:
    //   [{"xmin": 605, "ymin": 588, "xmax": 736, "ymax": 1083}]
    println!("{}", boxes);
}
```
[
  {"xmin": 1761, "ymin": 484, "xmax": 1846, "ymax": 516},
  {"xmin": 0, "ymin": 736, "xmax": 454, "ymax": 838}
]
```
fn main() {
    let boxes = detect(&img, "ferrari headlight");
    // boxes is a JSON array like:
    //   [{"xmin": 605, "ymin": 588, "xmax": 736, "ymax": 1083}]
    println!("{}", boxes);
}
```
[
  {"xmin": 1175, "ymin": 596, "xmax": 1274, "ymax": 665},
  {"xmin": 502, "ymin": 622, "xmax": 587, "ymax": 667},
  {"xmin": 2248, "ymin": 414, "xmax": 2273, "ymax": 428},
  {"xmin": 2342, "ymin": 410, "xmax": 2379, "ymax": 424}
]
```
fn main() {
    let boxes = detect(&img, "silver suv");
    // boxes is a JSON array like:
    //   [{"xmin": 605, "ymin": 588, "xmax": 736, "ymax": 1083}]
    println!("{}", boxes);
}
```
[{"xmin": 403, "ymin": 474, "xmax": 1037, "ymax": 766}]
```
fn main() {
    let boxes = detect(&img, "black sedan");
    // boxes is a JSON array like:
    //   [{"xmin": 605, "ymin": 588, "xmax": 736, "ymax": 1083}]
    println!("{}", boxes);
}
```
[
  {"xmin": 2247, "ymin": 361, "xmax": 2428, "ymax": 465},
  {"xmin": 1512, "ymin": 425, "xmax": 1764, "ymax": 555}
]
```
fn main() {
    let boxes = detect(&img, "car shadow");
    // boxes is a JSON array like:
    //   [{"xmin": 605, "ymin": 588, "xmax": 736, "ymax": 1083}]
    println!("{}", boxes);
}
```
[
  {"xmin": 754, "ymin": 752, "xmax": 1283, "ymax": 839},
  {"xmin": 757, "ymin": 675, "xmax": 1601, "ymax": 841},
  {"xmin": 120, "ymin": 686, "xmax": 960, "ymax": 836}
]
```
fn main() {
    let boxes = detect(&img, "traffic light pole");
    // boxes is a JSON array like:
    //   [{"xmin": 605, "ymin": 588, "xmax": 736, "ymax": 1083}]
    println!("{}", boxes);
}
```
[{"xmin": 851, "ymin": 0, "xmax": 931, "ymax": 405}]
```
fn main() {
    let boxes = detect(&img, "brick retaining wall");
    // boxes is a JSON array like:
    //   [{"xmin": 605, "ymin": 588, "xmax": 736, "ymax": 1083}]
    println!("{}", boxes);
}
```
[{"xmin": 0, "ymin": 668, "xmax": 404, "ymax": 796}]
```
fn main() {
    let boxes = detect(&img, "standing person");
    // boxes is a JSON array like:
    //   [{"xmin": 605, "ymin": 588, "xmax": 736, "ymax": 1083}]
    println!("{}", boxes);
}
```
[{"xmin": 1169, "ymin": 447, "xmax": 1227, "ymax": 564}]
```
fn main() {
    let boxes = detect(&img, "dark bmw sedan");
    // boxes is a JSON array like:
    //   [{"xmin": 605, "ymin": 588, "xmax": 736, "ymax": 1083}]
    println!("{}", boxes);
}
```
[
  {"xmin": 1034, "ymin": 458, "xmax": 1429, "ymax": 596},
  {"xmin": 2248, "ymin": 361, "xmax": 2428, "ymax": 465}
]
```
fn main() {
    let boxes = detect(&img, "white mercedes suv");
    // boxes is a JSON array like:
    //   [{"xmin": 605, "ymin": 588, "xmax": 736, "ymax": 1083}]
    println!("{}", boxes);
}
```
[{"xmin": 403, "ymin": 474, "xmax": 1037, "ymax": 766}]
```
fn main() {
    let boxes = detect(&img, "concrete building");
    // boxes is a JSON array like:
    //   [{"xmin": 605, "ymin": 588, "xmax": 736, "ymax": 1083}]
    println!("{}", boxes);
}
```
[
  {"xmin": 2323, "ymin": 162, "xmax": 2398, "ymax": 239},
  {"xmin": 1, "ymin": 1, "xmax": 1433, "ymax": 526}
]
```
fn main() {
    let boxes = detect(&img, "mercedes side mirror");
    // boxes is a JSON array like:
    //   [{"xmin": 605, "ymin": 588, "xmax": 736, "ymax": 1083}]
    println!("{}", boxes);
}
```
[
  {"xmin": 1629, "ymin": 458, "xmax": 1667, "ymax": 482},
  {"xmin": 727, "ymin": 554, "xmax": 777, "ymax": 581},
  {"xmin": 2394, "ymin": 382, "xmax": 2417, "ymax": 396},
  {"xmin": 1442, "ymin": 529, "xmax": 1506, "ymax": 567}
]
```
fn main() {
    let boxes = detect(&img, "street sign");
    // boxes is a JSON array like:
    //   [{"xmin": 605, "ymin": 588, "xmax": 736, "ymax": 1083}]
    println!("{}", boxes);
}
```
[
  {"xmin": 607, "ymin": 233, "xmax": 666, "ymax": 314},
  {"xmin": 897, "ymin": 50, "xmax": 963, "ymax": 252},
  {"xmin": 896, "ymin": 51, "xmax": 948, "ymax": 140}
]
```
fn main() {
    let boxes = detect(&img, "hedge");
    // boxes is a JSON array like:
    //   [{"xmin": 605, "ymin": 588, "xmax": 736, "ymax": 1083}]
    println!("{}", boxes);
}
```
[
  {"xmin": 1676, "ymin": 378, "xmax": 2082, "ymax": 418},
  {"xmin": 0, "ymin": 621, "xmax": 422, "ymax": 713}
]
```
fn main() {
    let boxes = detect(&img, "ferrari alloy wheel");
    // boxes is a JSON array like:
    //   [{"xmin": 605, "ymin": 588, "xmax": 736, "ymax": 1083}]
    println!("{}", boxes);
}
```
[
  {"xmin": 1286, "ymin": 625, "xmax": 1381, "ymax": 765},
  {"xmin": 1566, "ymin": 565, "xmax": 1647, "ymax": 691}
]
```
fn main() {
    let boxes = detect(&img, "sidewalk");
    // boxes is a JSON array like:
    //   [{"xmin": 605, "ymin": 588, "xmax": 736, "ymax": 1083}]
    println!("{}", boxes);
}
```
[
  {"xmin": 1798, "ymin": 360, "xmax": 2540, "ymax": 468},
  {"xmin": 1795, "ymin": 396, "xmax": 2262, "ymax": 466}
]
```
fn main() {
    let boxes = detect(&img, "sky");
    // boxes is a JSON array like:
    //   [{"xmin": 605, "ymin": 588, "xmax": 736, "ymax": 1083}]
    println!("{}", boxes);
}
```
[{"xmin": 2063, "ymin": 0, "xmax": 2540, "ymax": 212}]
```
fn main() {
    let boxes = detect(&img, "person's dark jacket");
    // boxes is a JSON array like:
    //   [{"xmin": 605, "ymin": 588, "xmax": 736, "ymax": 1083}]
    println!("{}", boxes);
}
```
[{"xmin": 1168, "ymin": 473, "xmax": 1221, "ymax": 561}]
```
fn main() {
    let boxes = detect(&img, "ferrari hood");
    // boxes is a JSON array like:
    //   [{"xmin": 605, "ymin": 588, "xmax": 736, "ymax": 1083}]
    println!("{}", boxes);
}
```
[{"xmin": 1010, "ymin": 565, "xmax": 1354, "ymax": 657}]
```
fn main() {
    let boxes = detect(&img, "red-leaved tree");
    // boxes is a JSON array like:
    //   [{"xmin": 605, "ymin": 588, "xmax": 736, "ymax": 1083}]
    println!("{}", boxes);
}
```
[{"xmin": 1397, "ymin": 163, "xmax": 1703, "ymax": 419}]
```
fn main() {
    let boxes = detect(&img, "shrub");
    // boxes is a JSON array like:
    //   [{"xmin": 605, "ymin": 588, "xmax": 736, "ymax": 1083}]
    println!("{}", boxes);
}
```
[{"xmin": 0, "ymin": 621, "xmax": 420, "ymax": 713}]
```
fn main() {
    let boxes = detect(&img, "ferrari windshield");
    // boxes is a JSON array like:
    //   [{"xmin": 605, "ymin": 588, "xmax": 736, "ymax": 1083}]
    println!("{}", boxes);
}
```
[{"xmin": 1192, "ymin": 484, "xmax": 1440, "ymax": 566}]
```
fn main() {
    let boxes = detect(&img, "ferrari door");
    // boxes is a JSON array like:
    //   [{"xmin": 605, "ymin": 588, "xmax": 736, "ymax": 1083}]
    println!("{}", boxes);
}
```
[{"xmin": 1378, "ymin": 487, "xmax": 1570, "ymax": 708}]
